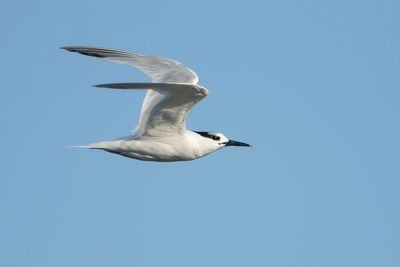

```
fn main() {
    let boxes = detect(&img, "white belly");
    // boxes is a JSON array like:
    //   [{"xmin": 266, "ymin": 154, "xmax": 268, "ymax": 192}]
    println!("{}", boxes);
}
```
[{"xmin": 88, "ymin": 133, "xmax": 218, "ymax": 162}]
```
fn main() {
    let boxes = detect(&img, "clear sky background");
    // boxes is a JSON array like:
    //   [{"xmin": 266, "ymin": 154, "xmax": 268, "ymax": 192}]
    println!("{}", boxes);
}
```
[{"xmin": 1, "ymin": 0, "xmax": 399, "ymax": 266}]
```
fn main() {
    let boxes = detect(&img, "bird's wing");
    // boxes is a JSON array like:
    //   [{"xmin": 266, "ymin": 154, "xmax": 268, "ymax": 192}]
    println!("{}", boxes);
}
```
[
  {"xmin": 95, "ymin": 82, "xmax": 208, "ymax": 136},
  {"xmin": 62, "ymin": 47, "xmax": 205, "ymax": 136},
  {"xmin": 62, "ymin": 46, "xmax": 198, "ymax": 83}
]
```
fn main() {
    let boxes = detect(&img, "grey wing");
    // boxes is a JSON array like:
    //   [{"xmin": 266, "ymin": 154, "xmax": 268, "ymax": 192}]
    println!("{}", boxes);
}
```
[
  {"xmin": 62, "ymin": 46, "xmax": 198, "ymax": 83},
  {"xmin": 62, "ymin": 46, "xmax": 203, "ymax": 136},
  {"xmin": 95, "ymin": 82, "xmax": 208, "ymax": 136}
]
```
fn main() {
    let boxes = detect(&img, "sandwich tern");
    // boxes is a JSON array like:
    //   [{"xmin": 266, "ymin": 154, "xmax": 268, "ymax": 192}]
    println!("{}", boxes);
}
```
[{"xmin": 62, "ymin": 46, "xmax": 251, "ymax": 161}]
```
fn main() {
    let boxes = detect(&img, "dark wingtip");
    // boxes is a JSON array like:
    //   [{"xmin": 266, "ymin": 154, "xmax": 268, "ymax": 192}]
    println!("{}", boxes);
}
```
[
  {"xmin": 59, "ymin": 46, "xmax": 106, "ymax": 58},
  {"xmin": 60, "ymin": 46, "xmax": 75, "ymax": 51}
]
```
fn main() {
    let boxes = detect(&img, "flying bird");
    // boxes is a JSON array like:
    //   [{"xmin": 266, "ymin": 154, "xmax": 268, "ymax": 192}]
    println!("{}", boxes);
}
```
[{"xmin": 62, "ymin": 46, "xmax": 251, "ymax": 161}]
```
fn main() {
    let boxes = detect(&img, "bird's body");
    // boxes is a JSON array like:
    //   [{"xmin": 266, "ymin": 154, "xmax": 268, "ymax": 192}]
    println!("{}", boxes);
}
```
[
  {"xmin": 87, "ymin": 131, "xmax": 224, "ymax": 162},
  {"xmin": 63, "ymin": 46, "xmax": 250, "ymax": 161}
]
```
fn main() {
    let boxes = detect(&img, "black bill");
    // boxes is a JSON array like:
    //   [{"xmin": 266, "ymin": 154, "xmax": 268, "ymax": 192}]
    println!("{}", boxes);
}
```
[{"xmin": 224, "ymin": 140, "xmax": 252, "ymax": 147}]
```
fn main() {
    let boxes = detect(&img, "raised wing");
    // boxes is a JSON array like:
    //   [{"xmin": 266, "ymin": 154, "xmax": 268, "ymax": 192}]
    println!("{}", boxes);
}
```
[
  {"xmin": 62, "ymin": 46, "xmax": 198, "ymax": 83},
  {"xmin": 62, "ymin": 47, "xmax": 205, "ymax": 136}
]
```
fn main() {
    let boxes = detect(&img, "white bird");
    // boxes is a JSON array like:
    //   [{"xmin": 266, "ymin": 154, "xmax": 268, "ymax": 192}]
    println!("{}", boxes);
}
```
[{"xmin": 62, "ymin": 46, "xmax": 251, "ymax": 162}]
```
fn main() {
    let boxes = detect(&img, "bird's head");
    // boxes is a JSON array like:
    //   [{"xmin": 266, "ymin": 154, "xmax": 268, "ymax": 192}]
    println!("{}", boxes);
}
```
[{"xmin": 195, "ymin": 131, "xmax": 252, "ymax": 149}]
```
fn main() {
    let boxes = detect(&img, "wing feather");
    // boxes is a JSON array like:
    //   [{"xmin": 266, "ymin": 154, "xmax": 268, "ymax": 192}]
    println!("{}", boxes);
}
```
[
  {"xmin": 62, "ymin": 46, "xmax": 198, "ymax": 83},
  {"xmin": 63, "ymin": 47, "xmax": 206, "ymax": 136}
]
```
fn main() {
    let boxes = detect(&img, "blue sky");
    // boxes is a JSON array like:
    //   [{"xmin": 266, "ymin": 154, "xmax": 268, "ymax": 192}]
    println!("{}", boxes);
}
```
[{"xmin": 1, "ymin": 0, "xmax": 399, "ymax": 266}]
